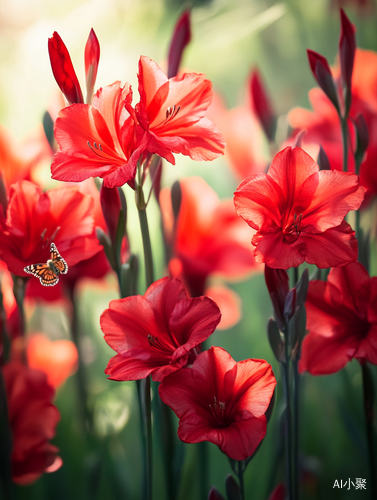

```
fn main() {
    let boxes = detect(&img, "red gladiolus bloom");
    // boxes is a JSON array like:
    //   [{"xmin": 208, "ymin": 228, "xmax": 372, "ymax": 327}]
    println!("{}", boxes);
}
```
[
  {"xmin": 234, "ymin": 146, "xmax": 364, "ymax": 269},
  {"xmin": 160, "ymin": 177, "xmax": 258, "ymax": 298},
  {"xmin": 135, "ymin": 56, "xmax": 225, "ymax": 164},
  {"xmin": 101, "ymin": 277, "xmax": 221, "ymax": 382},
  {"xmin": 300, "ymin": 262, "xmax": 377, "ymax": 375},
  {"xmin": 2, "ymin": 361, "xmax": 62, "ymax": 484},
  {"xmin": 0, "ymin": 180, "xmax": 101, "ymax": 277},
  {"xmin": 159, "ymin": 346, "xmax": 276, "ymax": 461},
  {"xmin": 51, "ymin": 82, "xmax": 144, "ymax": 188},
  {"xmin": 289, "ymin": 49, "xmax": 377, "ymax": 201}
]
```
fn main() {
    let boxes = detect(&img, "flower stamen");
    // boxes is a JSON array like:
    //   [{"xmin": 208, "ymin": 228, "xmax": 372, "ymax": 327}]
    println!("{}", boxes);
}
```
[{"xmin": 164, "ymin": 104, "xmax": 181, "ymax": 124}]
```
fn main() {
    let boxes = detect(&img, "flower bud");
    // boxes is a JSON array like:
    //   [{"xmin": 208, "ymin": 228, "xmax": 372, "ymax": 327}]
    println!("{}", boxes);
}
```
[
  {"xmin": 264, "ymin": 265, "xmax": 289, "ymax": 329},
  {"xmin": 48, "ymin": 32, "xmax": 84, "ymax": 105},
  {"xmin": 250, "ymin": 69, "xmax": 277, "ymax": 142},
  {"xmin": 339, "ymin": 9, "xmax": 356, "ymax": 115},
  {"xmin": 84, "ymin": 28, "xmax": 100, "ymax": 104},
  {"xmin": 100, "ymin": 185, "xmax": 121, "ymax": 244},
  {"xmin": 168, "ymin": 10, "xmax": 191, "ymax": 79},
  {"xmin": 307, "ymin": 49, "xmax": 340, "ymax": 114},
  {"xmin": 317, "ymin": 145, "xmax": 331, "ymax": 171},
  {"xmin": 208, "ymin": 486, "xmax": 225, "ymax": 500}
]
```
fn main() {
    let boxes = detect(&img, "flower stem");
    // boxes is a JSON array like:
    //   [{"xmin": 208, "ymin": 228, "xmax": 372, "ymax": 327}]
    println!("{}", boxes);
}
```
[
  {"xmin": 340, "ymin": 116, "xmax": 348, "ymax": 172},
  {"xmin": 67, "ymin": 286, "xmax": 91, "ymax": 433},
  {"xmin": 137, "ymin": 195, "xmax": 154, "ymax": 500},
  {"xmin": 12, "ymin": 276, "xmax": 26, "ymax": 338},
  {"xmin": 361, "ymin": 362, "xmax": 376, "ymax": 500},
  {"xmin": 237, "ymin": 461, "xmax": 245, "ymax": 500},
  {"xmin": 293, "ymin": 359, "xmax": 300, "ymax": 500},
  {"xmin": 281, "ymin": 358, "xmax": 294, "ymax": 500}
]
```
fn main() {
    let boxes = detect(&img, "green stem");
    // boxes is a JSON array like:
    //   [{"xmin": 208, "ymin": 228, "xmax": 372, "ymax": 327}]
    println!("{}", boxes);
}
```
[
  {"xmin": 138, "ymin": 208, "xmax": 154, "ymax": 289},
  {"xmin": 361, "ymin": 363, "xmax": 376, "ymax": 500},
  {"xmin": 12, "ymin": 276, "xmax": 26, "ymax": 337},
  {"xmin": 340, "ymin": 116, "xmax": 348, "ymax": 172},
  {"xmin": 137, "ymin": 196, "xmax": 154, "ymax": 500},
  {"xmin": 238, "ymin": 461, "xmax": 245, "ymax": 500},
  {"xmin": 293, "ymin": 359, "xmax": 300, "ymax": 500},
  {"xmin": 67, "ymin": 286, "xmax": 91, "ymax": 433},
  {"xmin": 281, "ymin": 358, "xmax": 293, "ymax": 500}
]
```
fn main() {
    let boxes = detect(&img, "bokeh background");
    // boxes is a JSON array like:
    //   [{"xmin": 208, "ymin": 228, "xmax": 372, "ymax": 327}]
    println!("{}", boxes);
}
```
[{"xmin": 1, "ymin": 0, "xmax": 377, "ymax": 499}]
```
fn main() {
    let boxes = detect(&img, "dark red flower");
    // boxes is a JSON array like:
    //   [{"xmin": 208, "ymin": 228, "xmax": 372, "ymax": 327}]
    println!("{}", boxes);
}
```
[
  {"xmin": 159, "ymin": 346, "xmax": 276, "ymax": 461},
  {"xmin": 289, "ymin": 49, "xmax": 377, "ymax": 201},
  {"xmin": 300, "ymin": 262, "xmax": 377, "ymax": 375},
  {"xmin": 101, "ymin": 277, "xmax": 221, "ymax": 382},
  {"xmin": 51, "ymin": 82, "xmax": 144, "ymax": 188},
  {"xmin": 2, "ymin": 361, "xmax": 62, "ymax": 484},
  {"xmin": 234, "ymin": 146, "xmax": 364, "ymax": 269},
  {"xmin": 135, "ymin": 56, "xmax": 225, "ymax": 164},
  {"xmin": 0, "ymin": 180, "xmax": 101, "ymax": 277},
  {"xmin": 48, "ymin": 32, "xmax": 84, "ymax": 105},
  {"xmin": 160, "ymin": 176, "xmax": 258, "ymax": 298}
]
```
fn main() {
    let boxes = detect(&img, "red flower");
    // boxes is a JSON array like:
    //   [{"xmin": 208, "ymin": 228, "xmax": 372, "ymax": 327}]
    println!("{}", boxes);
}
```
[
  {"xmin": 299, "ymin": 262, "xmax": 377, "ymax": 375},
  {"xmin": 51, "ymin": 82, "xmax": 143, "ymax": 188},
  {"xmin": 234, "ymin": 146, "xmax": 364, "ymax": 269},
  {"xmin": 2, "ymin": 361, "xmax": 62, "ymax": 484},
  {"xmin": 101, "ymin": 277, "xmax": 221, "ymax": 382},
  {"xmin": 0, "ymin": 180, "xmax": 101, "ymax": 277},
  {"xmin": 207, "ymin": 91, "xmax": 267, "ymax": 180},
  {"xmin": 159, "ymin": 346, "xmax": 276, "ymax": 461},
  {"xmin": 288, "ymin": 49, "xmax": 377, "ymax": 201},
  {"xmin": 160, "ymin": 177, "xmax": 258, "ymax": 298},
  {"xmin": 26, "ymin": 334, "xmax": 78, "ymax": 389},
  {"xmin": 135, "ymin": 56, "xmax": 225, "ymax": 164}
]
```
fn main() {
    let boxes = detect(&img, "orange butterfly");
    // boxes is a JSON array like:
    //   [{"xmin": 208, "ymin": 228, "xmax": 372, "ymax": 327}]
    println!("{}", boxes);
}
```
[{"xmin": 24, "ymin": 243, "xmax": 68, "ymax": 286}]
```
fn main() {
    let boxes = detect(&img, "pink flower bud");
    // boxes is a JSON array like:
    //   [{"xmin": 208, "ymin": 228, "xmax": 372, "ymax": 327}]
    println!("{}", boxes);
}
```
[
  {"xmin": 84, "ymin": 28, "xmax": 100, "ymax": 103},
  {"xmin": 100, "ymin": 185, "xmax": 121, "ymax": 244}
]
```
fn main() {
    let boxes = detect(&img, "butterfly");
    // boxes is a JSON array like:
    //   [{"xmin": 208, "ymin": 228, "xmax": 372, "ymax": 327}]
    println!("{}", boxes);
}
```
[{"xmin": 24, "ymin": 243, "xmax": 68, "ymax": 286}]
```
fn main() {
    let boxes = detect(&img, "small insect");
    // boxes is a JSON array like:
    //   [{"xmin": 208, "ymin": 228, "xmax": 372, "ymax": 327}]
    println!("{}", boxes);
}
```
[{"xmin": 24, "ymin": 243, "xmax": 68, "ymax": 286}]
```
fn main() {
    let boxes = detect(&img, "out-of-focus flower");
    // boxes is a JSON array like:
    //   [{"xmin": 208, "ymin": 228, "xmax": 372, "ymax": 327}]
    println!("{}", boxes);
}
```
[
  {"xmin": 268, "ymin": 484, "xmax": 286, "ymax": 500},
  {"xmin": 0, "ymin": 181, "xmax": 101, "ymax": 277},
  {"xmin": 48, "ymin": 31, "xmax": 84, "ymax": 105},
  {"xmin": 101, "ymin": 277, "xmax": 221, "ymax": 382},
  {"xmin": 207, "ymin": 90, "xmax": 267, "ymax": 181},
  {"xmin": 0, "ymin": 125, "xmax": 51, "ymax": 192},
  {"xmin": 300, "ymin": 262, "xmax": 377, "ymax": 374},
  {"xmin": 2, "ymin": 361, "xmax": 62, "ymax": 484},
  {"xmin": 26, "ymin": 334, "xmax": 78, "ymax": 389},
  {"xmin": 159, "ymin": 346, "xmax": 276, "ymax": 461},
  {"xmin": 160, "ymin": 177, "xmax": 258, "ymax": 298},
  {"xmin": 234, "ymin": 146, "xmax": 364, "ymax": 269},
  {"xmin": 289, "ymin": 49, "xmax": 377, "ymax": 201},
  {"xmin": 51, "ymin": 82, "xmax": 143, "ymax": 188},
  {"xmin": 136, "ymin": 56, "xmax": 225, "ymax": 164}
]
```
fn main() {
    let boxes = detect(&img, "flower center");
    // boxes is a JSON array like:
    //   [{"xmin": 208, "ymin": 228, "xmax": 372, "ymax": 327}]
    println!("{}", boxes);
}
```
[
  {"xmin": 283, "ymin": 213, "xmax": 303, "ymax": 244},
  {"xmin": 41, "ymin": 227, "xmax": 61, "ymax": 248},
  {"xmin": 164, "ymin": 104, "xmax": 180, "ymax": 124},
  {"xmin": 209, "ymin": 396, "xmax": 226, "ymax": 426}
]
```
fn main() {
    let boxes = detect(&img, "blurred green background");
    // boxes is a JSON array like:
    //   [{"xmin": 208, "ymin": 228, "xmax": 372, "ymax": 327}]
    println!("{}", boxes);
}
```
[{"xmin": 1, "ymin": 0, "xmax": 377, "ymax": 498}]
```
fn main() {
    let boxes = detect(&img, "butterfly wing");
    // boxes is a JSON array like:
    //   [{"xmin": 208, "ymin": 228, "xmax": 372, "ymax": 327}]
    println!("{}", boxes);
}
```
[
  {"xmin": 24, "ymin": 263, "xmax": 59, "ymax": 287},
  {"xmin": 50, "ymin": 242, "xmax": 68, "ymax": 274}
]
